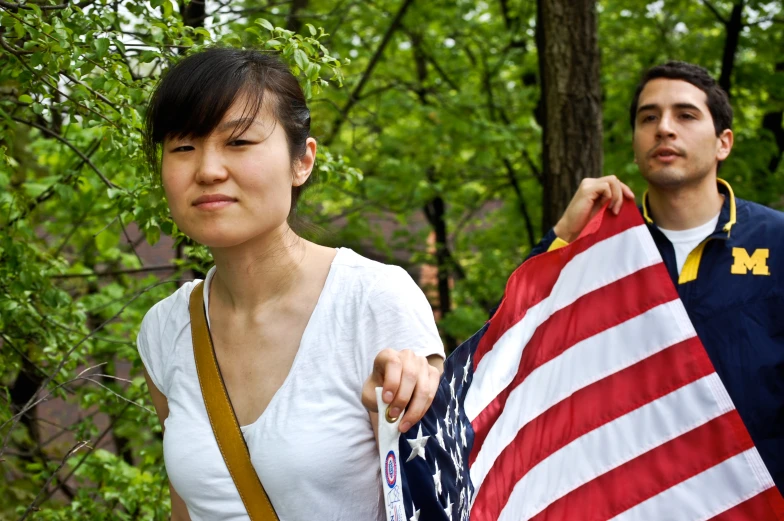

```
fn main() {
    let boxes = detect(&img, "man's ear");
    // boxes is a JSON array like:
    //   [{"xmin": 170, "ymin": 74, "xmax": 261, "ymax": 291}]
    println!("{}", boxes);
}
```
[
  {"xmin": 717, "ymin": 129, "xmax": 733, "ymax": 162},
  {"xmin": 293, "ymin": 137, "xmax": 317, "ymax": 187}
]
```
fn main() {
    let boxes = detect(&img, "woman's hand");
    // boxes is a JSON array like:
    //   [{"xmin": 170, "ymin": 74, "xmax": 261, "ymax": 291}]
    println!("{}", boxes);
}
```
[{"xmin": 362, "ymin": 349, "xmax": 443, "ymax": 433}]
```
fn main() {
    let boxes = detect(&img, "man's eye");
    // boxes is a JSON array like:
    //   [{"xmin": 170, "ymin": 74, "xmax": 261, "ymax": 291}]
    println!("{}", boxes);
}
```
[
  {"xmin": 641, "ymin": 115, "xmax": 656, "ymax": 123},
  {"xmin": 228, "ymin": 140, "xmax": 253, "ymax": 147},
  {"xmin": 680, "ymin": 113, "xmax": 696, "ymax": 120},
  {"xmin": 171, "ymin": 145, "xmax": 194, "ymax": 152}
]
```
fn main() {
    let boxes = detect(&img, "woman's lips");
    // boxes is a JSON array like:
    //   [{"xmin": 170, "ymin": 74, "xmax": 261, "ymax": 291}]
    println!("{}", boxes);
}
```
[{"xmin": 192, "ymin": 194, "xmax": 237, "ymax": 210}]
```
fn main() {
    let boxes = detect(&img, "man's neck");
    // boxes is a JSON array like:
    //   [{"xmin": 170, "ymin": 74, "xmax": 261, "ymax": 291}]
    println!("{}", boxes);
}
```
[{"xmin": 647, "ymin": 176, "xmax": 724, "ymax": 231}]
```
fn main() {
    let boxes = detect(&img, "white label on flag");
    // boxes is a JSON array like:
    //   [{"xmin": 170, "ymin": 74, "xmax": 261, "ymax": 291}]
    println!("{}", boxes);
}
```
[{"xmin": 377, "ymin": 387, "xmax": 405, "ymax": 521}]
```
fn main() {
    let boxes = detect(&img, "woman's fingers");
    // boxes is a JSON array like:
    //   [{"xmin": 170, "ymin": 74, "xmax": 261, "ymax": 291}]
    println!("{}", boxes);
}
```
[
  {"xmin": 387, "ymin": 351, "xmax": 418, "ymax": 421},
  {"xmin": 363, "ymin": 349, "xmax": 442, "ymax": 433},
  {"xmin": 398, "ymin": 359, "xmax": 438, "ymax": 433}
]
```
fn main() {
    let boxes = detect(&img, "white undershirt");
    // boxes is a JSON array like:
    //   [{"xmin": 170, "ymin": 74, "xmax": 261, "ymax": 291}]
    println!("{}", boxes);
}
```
[{"xmin": 658, "ymin": 212, "xmax": 721, "ymax": 274}]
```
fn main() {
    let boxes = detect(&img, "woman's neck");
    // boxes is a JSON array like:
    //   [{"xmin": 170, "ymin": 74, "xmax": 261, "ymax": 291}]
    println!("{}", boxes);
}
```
[{"xmin": 209, "ymin": 223, "xmax": 308, "ymax": 312}]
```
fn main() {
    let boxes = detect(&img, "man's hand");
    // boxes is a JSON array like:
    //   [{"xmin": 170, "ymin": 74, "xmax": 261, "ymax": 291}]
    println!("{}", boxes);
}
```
[
  {"xmin": 362, "ymin": 349, "xmax": 443, "ymax": 433},
  {"xmin": 553, "ymin": 175, "xmax": 635, "ymax": 243}
]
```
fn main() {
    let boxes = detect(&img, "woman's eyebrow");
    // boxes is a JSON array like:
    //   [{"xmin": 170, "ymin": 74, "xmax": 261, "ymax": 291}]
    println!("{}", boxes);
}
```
[{"xmin": 216, "ymin": 117, "xmax": 260, "ymax": 133}]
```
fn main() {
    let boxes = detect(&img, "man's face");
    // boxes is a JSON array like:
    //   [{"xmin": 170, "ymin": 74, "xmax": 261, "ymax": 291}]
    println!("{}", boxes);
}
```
[{"xmin": 632, "ymin": 78, "xmax": 732, "ymax": 189}]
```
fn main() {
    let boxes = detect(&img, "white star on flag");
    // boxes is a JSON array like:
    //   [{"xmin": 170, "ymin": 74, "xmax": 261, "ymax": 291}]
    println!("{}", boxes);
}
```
[
  {"xmin": 435, "ymin": 421, "xmax": 445, "ymax": 449},
  {"xmin": 462, "ymin": 353, "xmax": 471, "ymax": 383},
  {"xmin": 405, "ymin": 424, "xmax": 429, "ymax": 462},
  {"xmin": 433, "ymin": 460, "xmax": 442, "ymax": 496},
  {"xmin": 449, "ymin": 374, "xmax": 456, "ymax": 399},
  {"xmin": 460, "ymin": 422, "xmax": 467, "ymax": 448},
  {"xmin": 444, "ymin": 492, "xmax": 453, "ymax": 521},
  {"xmin": 408, "ymin": 502, "xmax": 420, "ymax": 521},
  {"xmin": 444, "ymin": 404, "xmax": 453, "ymax": 436}
]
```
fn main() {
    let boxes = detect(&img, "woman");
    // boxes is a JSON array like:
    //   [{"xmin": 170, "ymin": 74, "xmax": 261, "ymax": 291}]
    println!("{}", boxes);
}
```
[{"xmin": 137, "ymin": 48, "xmax": 445, "ymax": 521}]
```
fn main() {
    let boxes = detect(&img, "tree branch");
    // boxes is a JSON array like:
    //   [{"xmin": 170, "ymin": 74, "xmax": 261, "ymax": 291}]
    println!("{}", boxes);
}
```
[
  {"xmin": 10, "ymin": 117, "xmax": 118, "ymax": 189},
  {"xmin": 701, "ymin": 0, "xmax": 728, "ymax": 25},
  {"xmin": 324, "ymin": 0, "xmax": 416, "ymax": 145}
]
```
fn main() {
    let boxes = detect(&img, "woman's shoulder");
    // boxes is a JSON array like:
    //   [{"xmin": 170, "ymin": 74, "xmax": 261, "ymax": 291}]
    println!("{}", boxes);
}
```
[
  {"xmin": 330, "ymin": 248, "xmax": 418, "ymax": 295},
  {"xmin": 139, "ymin": 278, "xmax": 202, "ymax": 340}
]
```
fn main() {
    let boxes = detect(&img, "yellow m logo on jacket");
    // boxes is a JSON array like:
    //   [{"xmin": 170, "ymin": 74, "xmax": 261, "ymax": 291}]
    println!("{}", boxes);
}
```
[{"xmin": 731, "ymin": 248, "xmax": 770, "ymax": 275}]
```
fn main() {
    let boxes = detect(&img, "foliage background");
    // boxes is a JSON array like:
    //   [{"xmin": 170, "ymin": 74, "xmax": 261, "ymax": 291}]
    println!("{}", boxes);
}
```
[{"xmin": 0, "ymin": 0, "xmax": 782, "ymax": 519}]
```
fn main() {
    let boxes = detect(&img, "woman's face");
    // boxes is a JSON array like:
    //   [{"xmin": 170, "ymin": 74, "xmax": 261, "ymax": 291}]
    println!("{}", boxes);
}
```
[{"xmin": 161, "ymin": 96, "xmax": 314, "ymax": 249}]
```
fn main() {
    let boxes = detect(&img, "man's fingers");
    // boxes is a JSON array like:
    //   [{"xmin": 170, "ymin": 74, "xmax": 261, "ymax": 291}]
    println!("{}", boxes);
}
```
[{"xmin": 608, "ymin": 177, "xmax": 623, "ymax": 214}]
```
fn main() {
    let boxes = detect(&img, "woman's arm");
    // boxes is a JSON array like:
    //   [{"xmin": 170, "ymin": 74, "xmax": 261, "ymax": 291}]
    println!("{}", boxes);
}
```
[{"xmin": 142, "ymin": 367, "xmax": 193, "ymax": 521}]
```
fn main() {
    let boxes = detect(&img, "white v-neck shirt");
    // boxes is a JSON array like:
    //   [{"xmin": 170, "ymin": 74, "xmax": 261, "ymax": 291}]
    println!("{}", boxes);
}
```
[
  {"xmin": 137, "ymin": 248, "xmax": 444, "ymax": 520},
  {"xmin": 658, "ymin": 212, "xmax": 720, "ymax": 274}
]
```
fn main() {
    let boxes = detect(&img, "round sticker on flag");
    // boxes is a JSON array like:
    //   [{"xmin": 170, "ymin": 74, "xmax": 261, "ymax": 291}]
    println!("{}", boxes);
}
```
[{"xmin": 385, "ymin": 451, "xmax": 397, "ymax": 488}]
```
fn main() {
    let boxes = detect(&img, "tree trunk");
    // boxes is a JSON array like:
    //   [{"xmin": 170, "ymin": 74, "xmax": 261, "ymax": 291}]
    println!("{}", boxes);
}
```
[
  {"xmin": 536, "ymin": 0, "xmax": 603, "ymax": 234},
  {"xmin": 718, "ymin": 0, "xmax": 744, "ymax": 97}
]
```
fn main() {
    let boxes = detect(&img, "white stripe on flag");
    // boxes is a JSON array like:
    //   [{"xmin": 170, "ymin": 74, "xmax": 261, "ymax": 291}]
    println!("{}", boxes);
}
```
[
  {"xmin": 466, "ymin": 224, "xmax": 664, "ymax": 422},
  {"xmin": 470, "ymin": 299, "xmax": 697, "ymax": 494},
  {"xmin": 609, "ymin": 448, "xmax": 774, "ymax": 521},
  {"xmin": 495, "ymin": 373, "xmax": 733, "ymax": 521}
]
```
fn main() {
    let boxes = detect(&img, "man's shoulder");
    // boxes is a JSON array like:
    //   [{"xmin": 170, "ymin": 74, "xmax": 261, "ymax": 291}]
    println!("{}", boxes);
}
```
[{"xmin": 735, "ymin": 197, "xmax": 784, "ymax": 231}]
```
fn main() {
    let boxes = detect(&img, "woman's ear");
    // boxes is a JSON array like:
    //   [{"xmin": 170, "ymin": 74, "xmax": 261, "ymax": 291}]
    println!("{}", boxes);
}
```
[{"xmin": 292, "ymin": 137, "xmax": 317, "ymax": 187}]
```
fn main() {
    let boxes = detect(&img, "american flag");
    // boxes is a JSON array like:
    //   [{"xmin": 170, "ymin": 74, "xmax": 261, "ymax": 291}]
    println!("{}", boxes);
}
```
[{"xmin": 394, "ymin": 203, "xmax": 784, "ymax": 521}]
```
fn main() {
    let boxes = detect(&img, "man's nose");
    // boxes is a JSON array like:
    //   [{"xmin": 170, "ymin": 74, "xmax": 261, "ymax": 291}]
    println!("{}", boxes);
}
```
[{"xmin": 656, "ymin": 113, "xmax": 677, "ymax": 139}]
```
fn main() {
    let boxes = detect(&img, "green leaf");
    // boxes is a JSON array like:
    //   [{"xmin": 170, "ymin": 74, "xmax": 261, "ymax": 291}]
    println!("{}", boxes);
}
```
[
  {"xmin": 306, "ymin": 23, "xmax": 317, "ymax": 36},
  {"xmin": 18, "ymin": 94, "xmax": 33, "ymax": 104},
  {"xmin": 257, "ymin": 18, "xmax": 274, "ymax": 31},
  {"xmin": 162, "ymin": 0, "xmax": 173, "ymax": 19},
  {"xmin": 294, "ymin": 49, "xmax": 309, "ymax": 71},
  {"xmin": 144, "ymin": 225, "xmax": 160, "ymax": 246},
  {"xmin": 94, "ymin": 38, "xmax": 110, "ymax": 58}
]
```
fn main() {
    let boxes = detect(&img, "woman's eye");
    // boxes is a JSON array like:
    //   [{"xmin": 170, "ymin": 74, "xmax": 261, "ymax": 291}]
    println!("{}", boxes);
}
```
[
  {"xmin": 171, "ymin": 145, "xmax": 194, "ymax": 152},
  {"xmin": 228, "ymin": 140, "xmax": 252, "ymax": 147}
]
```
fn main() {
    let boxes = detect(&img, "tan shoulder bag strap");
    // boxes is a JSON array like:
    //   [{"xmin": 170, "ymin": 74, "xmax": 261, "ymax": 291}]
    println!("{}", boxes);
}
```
[{"xmin": 189, "ymin": 281, "xmax": 279, "ymax": 521}]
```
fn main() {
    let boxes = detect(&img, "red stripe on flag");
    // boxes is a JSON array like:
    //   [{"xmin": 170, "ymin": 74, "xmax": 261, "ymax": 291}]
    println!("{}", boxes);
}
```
[
  {"xmin": 469, "ymin": 337, "xmax": 714, "ymax": 521},
  {"xmin": 529, "ymin": 410, "xmax": 753, "ymax": 521},
  {"xmin": 473, "ymin": 204, "xmax": 652, "ymax": 369},
  {"xmin": 707, "ymin": 486, "xmax": 784, "ymax": 521},
  {"xmin": 469, "ymin": 263, "xmax": 679, "ymax": 465}
]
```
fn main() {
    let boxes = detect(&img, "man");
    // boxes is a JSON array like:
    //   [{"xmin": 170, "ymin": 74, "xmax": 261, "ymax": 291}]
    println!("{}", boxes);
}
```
[{"xmin": 530, "ymin": 61, "xmax": 784, "ymax": 494}]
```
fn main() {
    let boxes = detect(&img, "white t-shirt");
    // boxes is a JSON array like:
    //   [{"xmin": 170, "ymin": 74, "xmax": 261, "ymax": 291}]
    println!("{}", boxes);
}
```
[
  {"xmin": 658, "ymin": 212, "xmax": 720, "ymax": 274},
  {"xmin": 137, "ymin": 248, "xmax": 445, "ymax": 521}
]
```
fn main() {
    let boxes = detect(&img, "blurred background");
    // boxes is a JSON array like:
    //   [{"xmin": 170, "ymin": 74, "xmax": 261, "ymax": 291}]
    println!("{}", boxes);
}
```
[{"xmin": 1, "ymin": 0, "xmax": 782, "ymax": 518}]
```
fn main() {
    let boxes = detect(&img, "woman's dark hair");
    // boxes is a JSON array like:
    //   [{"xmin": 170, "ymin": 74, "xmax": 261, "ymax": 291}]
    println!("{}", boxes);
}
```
[
  {"xmin": 144, "ymin": 48, "xmax": 313, "ymax": 218},
  {"xmin": 629, "ymin": 61, "xmax": 733, "ymax": 136}
]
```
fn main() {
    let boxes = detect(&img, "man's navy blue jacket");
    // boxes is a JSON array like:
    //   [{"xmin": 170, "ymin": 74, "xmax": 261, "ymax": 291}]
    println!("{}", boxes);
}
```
[{"xmin": 529, "ymin": 179, "xmax": 784, "ymax": 493}]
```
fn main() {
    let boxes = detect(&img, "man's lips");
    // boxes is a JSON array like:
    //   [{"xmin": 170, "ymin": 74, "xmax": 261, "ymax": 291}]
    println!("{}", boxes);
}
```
[
  {"xmin": 650, "ymin": 147, "xmax": 683, "ymax": 163},
  {"xmin": 192, "ymin": 194, "xmax": 237, "ymax": 209}
]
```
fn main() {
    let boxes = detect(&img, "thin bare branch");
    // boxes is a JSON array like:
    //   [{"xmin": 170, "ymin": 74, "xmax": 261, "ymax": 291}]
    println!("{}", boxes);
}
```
[
  {"xmin": 10, "ymin": 117, "xmax": 118, "ymax": 189},
  {"xmin": 701, "ymin": 0, "xmax": 729, "ymax": 25}
]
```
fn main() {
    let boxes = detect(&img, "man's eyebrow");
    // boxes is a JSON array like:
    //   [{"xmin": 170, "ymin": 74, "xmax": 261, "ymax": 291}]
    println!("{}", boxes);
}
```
[
  {"xmin": 637, "ymin": 102, "xmax": 704, "ymax": 114},
  {"xmin": 216, "ymin": 117, "xmax": 259, "ymax": 132}
]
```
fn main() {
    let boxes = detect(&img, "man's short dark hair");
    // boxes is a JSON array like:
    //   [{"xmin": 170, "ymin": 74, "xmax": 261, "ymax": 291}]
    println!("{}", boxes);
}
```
[{"xmin": 629, "ymin": 61, "xmax": 733, "ymax": 136}]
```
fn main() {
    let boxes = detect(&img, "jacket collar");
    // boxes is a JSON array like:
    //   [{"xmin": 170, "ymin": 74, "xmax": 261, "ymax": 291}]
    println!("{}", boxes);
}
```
[{"xmin": 642, "ymin": 178, "xmax": 737, "ymax": 238}]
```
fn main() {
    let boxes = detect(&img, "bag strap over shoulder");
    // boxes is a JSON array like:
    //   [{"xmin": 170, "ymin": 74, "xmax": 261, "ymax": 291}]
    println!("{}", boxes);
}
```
[{"xmin": 189, "ymin": 281, "xmax": 279, "ymax": 521}]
